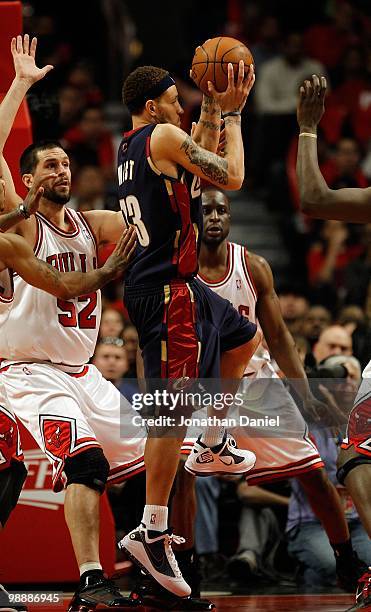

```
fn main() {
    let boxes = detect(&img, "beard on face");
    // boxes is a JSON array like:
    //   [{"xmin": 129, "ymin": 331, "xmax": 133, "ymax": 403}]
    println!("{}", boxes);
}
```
[{"xmin": 42, "ymin": 185, "xmax": 71, "ymax": 205}]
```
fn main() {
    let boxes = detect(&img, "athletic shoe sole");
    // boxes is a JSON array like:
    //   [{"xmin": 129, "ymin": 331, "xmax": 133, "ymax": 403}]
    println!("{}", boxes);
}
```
[{"xmin": 120, "ymin": 539, "xmax": 191, "ymax": 599}]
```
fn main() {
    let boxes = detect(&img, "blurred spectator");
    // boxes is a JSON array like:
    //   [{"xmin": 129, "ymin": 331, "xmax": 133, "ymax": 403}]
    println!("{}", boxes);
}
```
[
  {"xmin": 301, "ymin": 306, "xmax": 332, "ymax": 349},
  {"xmin": 58, "ymin": 85, "xmax": 86, "ymax": 135},
  {"xmin": 344, "ymin": 224, "xmax": 371, "ymax": 309},
  {"xmin": 63, "ymin": 106, "xmax": 115, "ymax": 180},
  {"xmin": 255, "ymin": 33, "xmax": 326, "ymax": 117},
  {"xmin": 287, "ymin": 355, "xmax": 371, "ymax": 589},
  {"xmin": 293, "ymin": 335, "xmax": 311, "ymax": 365},
  {"xmin": 337, "ymin": 305, "xmax": 366, "ymax": 336},
  {"xmin": 307, "ymin": 221, "xmax": 364, "ymax": 308},
  {"xmin": 195, "ymin": 477, "xmax": 224, "ymax": 580},
  {"xmin": 69, "ymin": 166, "xmax": 106, "ymax": 211},
  {"xmin": 122, "ymin": 324, "xmax": 139, "ymax": 379},
  {"xmin": 321, "ymin": 138, "xmax": 369, "ymax": 190},
  {"xmin": 337, "ymin": 304, "xmax": 371, "ymax": 369},
  {"xmin": 277, "ymin": 286, "xmax": 309, "ymax": 335},
  {"xmin": 253, "ymin": 33, "xmax": 326, "ymax": 179},
  {"xmin": 92, "ymin": 336, "xmax": 128, "ymax": 386},
  {"xmin": 303, "ymin": 1, "xmax": 359, "ymax": 72},
  {"xmin": 250, "ymin": 16, "xmax": 281, "ymax": 73},
  {"xmin": 67, "ymin": 62, "xmax": 103, "ymax": 105},
  {"xmin": 228, "ymin": 480, "xmax": 290, "ymax": 582},
  {"xmin": 99, "ymin": 308, "xmax": 125, "ymax": 338},
  {"xmin": 313, "ymin": 325, "xmax": 353, "ymax": 363}
]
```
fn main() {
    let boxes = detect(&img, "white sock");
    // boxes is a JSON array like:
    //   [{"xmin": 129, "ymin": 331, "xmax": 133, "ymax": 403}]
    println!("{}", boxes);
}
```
[
  {"xmin": 142, "ymin": 505, "xmax": 168, "ymax": 532},
  {"xmin": 79, "ymin": 562, "xmax": 102, "ymax": 576},
  {"xmin": 201, "ymin": 427, "xmax": 225, "ymax": 448}
]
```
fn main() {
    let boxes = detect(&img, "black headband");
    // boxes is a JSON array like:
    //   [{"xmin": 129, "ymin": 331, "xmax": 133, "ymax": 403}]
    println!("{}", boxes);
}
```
[{"xmin": 127, "ymin": 74, "xmax": 176, "ymax": 112}]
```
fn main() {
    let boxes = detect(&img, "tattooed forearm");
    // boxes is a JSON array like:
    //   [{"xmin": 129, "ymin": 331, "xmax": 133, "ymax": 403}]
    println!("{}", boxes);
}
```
[
  {"xmin": 224, "ymin": 116, "xmax": 241, "ymax": 127},
  {"xmin": 0, "ymin": 208, "xmax": 24, "ymax": 231},
  {"xmin": 198, "ymin": 119, "xmax": 220, "ymax": 131},
  {"xmin": 37, "ymin": 260, "xmax": 64, "ymax": 292},
  {"xmin": 180, "ymin": 135, "xmax": 228, "ymax": 185}
]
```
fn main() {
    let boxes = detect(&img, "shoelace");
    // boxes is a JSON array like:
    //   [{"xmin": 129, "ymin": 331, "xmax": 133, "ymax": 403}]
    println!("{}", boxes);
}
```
[{"xmin": 164, "ymin": 533, "xmax": 186, "ymax": 578}]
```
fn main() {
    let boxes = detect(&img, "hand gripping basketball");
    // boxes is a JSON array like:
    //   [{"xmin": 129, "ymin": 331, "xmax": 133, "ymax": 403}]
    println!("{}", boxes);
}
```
[{"xmin": 207, "ymin": 61, "xmax": 255, "ymax": 114}]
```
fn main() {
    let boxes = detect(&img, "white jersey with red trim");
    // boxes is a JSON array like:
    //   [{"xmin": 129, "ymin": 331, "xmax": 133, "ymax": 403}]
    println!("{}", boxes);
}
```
[
  {"xmin": 0, "ymin": 208, "xmax": 101, "ymax": 366},
  {"xmin": 198, "ymin": 241, "xmax": 276, "ymax": 379},
  {"xmin": 363, "ymin": 360, "xmax": 371, "ymax": 378}
]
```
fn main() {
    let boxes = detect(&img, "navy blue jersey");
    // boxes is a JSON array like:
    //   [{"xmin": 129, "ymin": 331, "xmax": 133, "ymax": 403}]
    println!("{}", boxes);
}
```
[{"xmin": 117, "ymin": 124, "xmax": 202, "ymax": 286}]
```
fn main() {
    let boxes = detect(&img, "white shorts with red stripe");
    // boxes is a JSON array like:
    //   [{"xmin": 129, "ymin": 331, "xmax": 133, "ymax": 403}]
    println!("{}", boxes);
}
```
[
  {"xmin": 1, "ymin": 362, "xmax": 145, "ymax": 491},
  {"xmin": 230, "ymin": 378, "xmax": 324, "ymax": 485}
]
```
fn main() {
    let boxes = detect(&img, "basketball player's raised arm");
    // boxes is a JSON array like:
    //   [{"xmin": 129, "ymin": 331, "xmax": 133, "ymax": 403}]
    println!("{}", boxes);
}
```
[
  {"xmin": 191, "ymin": 94, "xmax": 221, "ymax": 153},
  {"xmin": 297, "ymin": 75, "xmax": 371, "ymax": 223},
  {"xmin": 153, "ymin": 62, "xmax": 254, "ymax": 190},
  {"xmin": 0, "ymin": 228, "xmax": 136, "ymax": 299},
  {"xmin": 0, "ymin": 35, "xmax": 53, "ymax": 210}
]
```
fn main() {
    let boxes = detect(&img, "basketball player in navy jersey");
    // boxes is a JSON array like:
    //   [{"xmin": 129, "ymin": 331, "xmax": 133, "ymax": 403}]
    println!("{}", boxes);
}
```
[
  {"xmin": 296, "ymin": 75, "xmax": 371, "ymax": 611},
  {"xmin": 118, "ymin": 62, "xmax": 261, "ymax": 596},
  {"xmin": 198, "ymin": 186, "xmax": 367, "ymax": 593}
]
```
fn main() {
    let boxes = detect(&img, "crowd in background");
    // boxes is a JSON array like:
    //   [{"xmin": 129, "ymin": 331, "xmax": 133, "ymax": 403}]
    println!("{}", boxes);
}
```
[{"xmin": 18, "ymin": 0, "xmax": 371, "ymax": 594}]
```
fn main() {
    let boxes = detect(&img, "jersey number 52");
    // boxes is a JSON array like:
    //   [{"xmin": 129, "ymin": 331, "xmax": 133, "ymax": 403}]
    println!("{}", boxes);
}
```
[{"xmin": 120, "ymin": 196, "xmax": 150, "ymax": 247}]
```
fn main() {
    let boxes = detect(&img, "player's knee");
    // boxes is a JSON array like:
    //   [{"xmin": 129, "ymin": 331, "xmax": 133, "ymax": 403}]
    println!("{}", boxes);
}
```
[
  {"xmin": 336, "ymin": 453, "xmax": 371, "ymax": 486},
  {"xmin": 0, "ymin": 461, "xmax": 28, "ymax": 527},
  {"xmin": 64, "ymin": 447, "xmax": 110, "ymax": 494}
]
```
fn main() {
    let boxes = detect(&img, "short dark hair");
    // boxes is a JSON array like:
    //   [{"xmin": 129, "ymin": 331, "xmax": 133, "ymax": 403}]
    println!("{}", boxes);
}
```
[
  {"xmin": 122, "ymin": 66, "xmax": 169, "ymax": 115},
  {"xmin": 20, "ymin": 140, "xmax": 67, "ymax": 175}
]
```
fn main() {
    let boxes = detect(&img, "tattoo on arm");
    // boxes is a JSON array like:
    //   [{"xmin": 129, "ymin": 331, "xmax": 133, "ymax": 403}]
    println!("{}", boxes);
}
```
[
  {"xmin": 36, "ymin": 259, "xmax": 63, "ymax": 291},
  {"xmin": 224, "ymin": 116, "xmax": 241, "ymax": 127},
  {"xmin": 198, "ymin": 119, "xmax": 220, "ymax": 131},
  {"xmin": 181, "ymin": 135, "xmax": 228, "ymax": 185}
]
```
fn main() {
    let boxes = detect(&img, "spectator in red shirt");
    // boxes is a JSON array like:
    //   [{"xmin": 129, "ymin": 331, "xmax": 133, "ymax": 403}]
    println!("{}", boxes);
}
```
[
  {"xmin": 307, "ymin": 220, "xmax": 364, "ymax": 290},
  {"xmin": 321, "ymin": 138, "xmax": 369, "ymax": 190},
  {"xmin": 304, "ymin": 1, "xmax": 360, "ymax": 72}
]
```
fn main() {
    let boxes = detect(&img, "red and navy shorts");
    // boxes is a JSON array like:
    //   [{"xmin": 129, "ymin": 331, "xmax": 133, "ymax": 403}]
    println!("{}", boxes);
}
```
[
  {"xmin": 341, "ymin": 379, "xmax": 371, "ymax": 458},
  {"xmin": 124, "ymin": 277, "xmax": 257, "ymax": 381}
]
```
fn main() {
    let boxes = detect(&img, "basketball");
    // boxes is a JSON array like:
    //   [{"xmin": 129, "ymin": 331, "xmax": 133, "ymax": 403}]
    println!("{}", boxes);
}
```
[{"xmin": 191, "ymin": 37, "xmax": 254, "ymax": 95}]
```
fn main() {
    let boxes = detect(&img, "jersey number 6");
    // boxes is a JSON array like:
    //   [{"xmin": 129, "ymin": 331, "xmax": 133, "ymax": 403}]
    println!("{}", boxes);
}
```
[{"xmin": 120, "ymin": 195, "xmax": 150, "ymax": 247}]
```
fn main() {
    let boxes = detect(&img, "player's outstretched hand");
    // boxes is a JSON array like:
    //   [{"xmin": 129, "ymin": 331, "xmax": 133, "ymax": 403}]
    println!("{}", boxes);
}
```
[
  {"xmin": 12, "ymin": 34, "xmax": 53, "ymax": 86},
  {"xmin": 207, "ymin": 61, "xmax": 255, "ymax": 114},
  {"xmin": 297, "ymin": 74, "xmax": 327, "ymax": 130},
  {"xmin": 104, "ymin": 226, "xmax": 137, "ymax": 278},
  {"xmin": 22, "ymin": 172, "xmax": 58, "ymax": 216}
]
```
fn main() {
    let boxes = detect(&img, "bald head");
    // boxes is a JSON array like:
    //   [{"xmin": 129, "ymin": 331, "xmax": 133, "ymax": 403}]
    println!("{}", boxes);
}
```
[{"xmin": 313, "ymin": 325, "xmax": 352, "ymax": 364}]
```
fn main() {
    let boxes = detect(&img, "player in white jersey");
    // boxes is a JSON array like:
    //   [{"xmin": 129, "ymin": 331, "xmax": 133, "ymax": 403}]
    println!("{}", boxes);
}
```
[
  {"xmin": 0, "ymin": 175, "xmax": 137, "ymax": 611},
  {"xmin": 296, "ymin": 75, "xmax": 371, "ymax": 610},
  {"xmin": 0, "ymin": 36, "xmax": 146, "ymax": 610},
  {"xmin": 195, "ymin": 186, "xmax": 366, "ymax": 591}
]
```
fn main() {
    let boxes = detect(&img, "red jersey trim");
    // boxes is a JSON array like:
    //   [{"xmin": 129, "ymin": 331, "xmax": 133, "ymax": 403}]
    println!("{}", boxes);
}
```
[
  {"xmin": 241, "ymin": 247, "xmax": 257, "ymax": 301},
  {"xmin": 34, "ymin": 215, "xmax": 44, "ymax": 256},
  {"xmin": 36, "ymin": 208, "xmax": 80, "ymax": 238},
  {"xmin": 68, "ymin": 365, "xmax": 89, "ymax": 378},
  {"xmin": 198, "ymin": 242, "xmax": 234, "ymax": 287}
]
